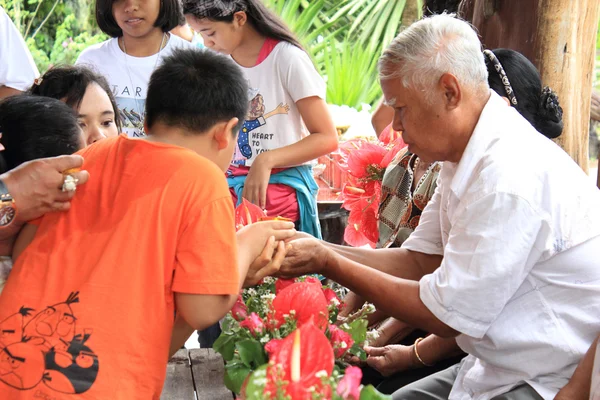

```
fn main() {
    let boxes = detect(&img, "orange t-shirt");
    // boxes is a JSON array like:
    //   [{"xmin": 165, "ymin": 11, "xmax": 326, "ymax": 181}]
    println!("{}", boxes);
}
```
[{"xmin": 0, "ymin": 135, "xmax": 239, "ymax": 399}]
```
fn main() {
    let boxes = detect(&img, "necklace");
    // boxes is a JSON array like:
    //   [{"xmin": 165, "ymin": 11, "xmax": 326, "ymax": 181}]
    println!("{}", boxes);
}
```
[{"xmin": 120, "ymin": 32, "xmax": 167, "ymax": 136}]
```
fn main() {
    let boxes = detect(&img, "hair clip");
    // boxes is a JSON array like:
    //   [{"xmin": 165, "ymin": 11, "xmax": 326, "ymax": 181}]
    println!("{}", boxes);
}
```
[{"xmin": 33, "ymin": 77, "xmax": 43, "ymax": 86}]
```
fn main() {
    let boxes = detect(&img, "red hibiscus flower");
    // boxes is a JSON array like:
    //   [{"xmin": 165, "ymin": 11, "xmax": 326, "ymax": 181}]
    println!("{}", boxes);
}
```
[
  {"xmin": 231, "ymin": 294, "xmax": 248, "ymax": 321},
  {"xmin": 343, "ymin": 210, "xmax": 372, "ymax": 248},
  {"xmin": 272, "ymin": 282, "xmax": 329, "ymax": 330},
  {"xmin": 347, "ymin": 142, "xmax": 388, "ymax": 180},
  {"xmin": 328, "ymin": 324, "xmax": 354, "ymax": 358},
  {"xmin": 337, "ymin": 366, "xmax": 363, "ymax": 400},
  {"xmin": 275, "ymin": 278, "xmax": 297, "ymax": 294},
  {"xmin": 239, "ymin": 312, "xmax": 265, "ymax": 337},
  {"xmin": 235, "ymin": 198, "xmax": 266, "ymax": 230},
  {"xmin": 265, "ymin": 321, "xmax": 335, "ymax": 400}
]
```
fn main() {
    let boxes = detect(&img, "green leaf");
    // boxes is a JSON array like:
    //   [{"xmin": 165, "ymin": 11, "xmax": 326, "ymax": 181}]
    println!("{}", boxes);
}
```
[
  {"xmin": 346, "ymin": 318, "xmax": 369, "ymax": 345},
  {"xmin": 213, "ymin": 333, "xmax": 237, "ymax": 362},
  {"xmin": 236, "ymin": 338, "xmax": 268, "ymax": 369},
  {"xmin": 223, "ymin": 361, "xmax": 252, "ymax": 394},
  {"xmin": 360, "ymin": 384, "xmax": 393, "ymax": 400},
  {"xmin": 243, "ymin": 365, "xmax": 269, "ymax": 400}
]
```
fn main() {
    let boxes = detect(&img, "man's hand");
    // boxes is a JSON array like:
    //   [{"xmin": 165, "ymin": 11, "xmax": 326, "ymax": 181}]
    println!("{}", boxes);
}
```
[
  {"xmin": 1, "ymin": 155, "xmax": 89, "ymax": 223},
  {"xmin": 278, "ymin": 238, "xmax": 331, "ymax": 278},
  {"xmin": 244, "ymin": 237, "xmax": 290, "ymax": 287},
  {"xmin": 365, "ymin": 344, "xmax": 419, "ymax": 377}
]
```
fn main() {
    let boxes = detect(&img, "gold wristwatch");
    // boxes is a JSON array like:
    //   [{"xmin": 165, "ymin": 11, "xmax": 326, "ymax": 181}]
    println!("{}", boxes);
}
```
[{"xmin": 0, "ymin": 179, "xmax": 16, "ymax": 227}]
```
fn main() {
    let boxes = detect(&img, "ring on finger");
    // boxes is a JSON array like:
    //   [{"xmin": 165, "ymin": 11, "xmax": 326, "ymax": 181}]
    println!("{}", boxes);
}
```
[{"xmin": 62, "ymin": 174, "xmax": 79, "ymax": 192}]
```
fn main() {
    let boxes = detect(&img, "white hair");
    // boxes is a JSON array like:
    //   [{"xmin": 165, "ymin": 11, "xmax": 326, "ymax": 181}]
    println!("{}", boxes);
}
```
[{"xmin": 379, "ymin": 14, "xmax": 489, "ymax": 102}]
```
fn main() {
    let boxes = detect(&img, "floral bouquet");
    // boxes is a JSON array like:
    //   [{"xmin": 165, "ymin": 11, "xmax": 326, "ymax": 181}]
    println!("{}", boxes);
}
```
[
  {"xmin": 214, "ymin": 276, "xmax": 376, "ymax": 395},
  {"xmin": 336, "ymin": 133, "xmax": 406, "ymax": 248}
]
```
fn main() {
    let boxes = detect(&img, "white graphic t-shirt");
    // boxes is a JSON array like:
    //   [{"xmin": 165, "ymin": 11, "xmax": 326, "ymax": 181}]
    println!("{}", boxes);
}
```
[
  {"xmin": 0, "ymin": 6, "xmax": 39, "ymax": 91},
  {"xmin": 234, "ymin": 42, "xmax": 326, "ymax": 167},
  {"xmin": 76, "ymin": 34, "xmax": 194, "ymax": 137}
]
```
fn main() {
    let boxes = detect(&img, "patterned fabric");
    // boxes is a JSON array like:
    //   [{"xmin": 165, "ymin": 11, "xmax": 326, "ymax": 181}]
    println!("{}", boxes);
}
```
[
  {"xmin": 187, "ymin": 0, "xmax": 247, "ymax": 17},
  {"xmin": 377, "ymin": 151, "xmax": 441, "ymax": 248}
]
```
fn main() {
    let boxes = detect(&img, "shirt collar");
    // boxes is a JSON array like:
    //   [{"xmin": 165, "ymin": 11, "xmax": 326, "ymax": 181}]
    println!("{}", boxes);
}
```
[{"xmin": 449, "ymin": 90, "xmax": 509, "ymax": 198}]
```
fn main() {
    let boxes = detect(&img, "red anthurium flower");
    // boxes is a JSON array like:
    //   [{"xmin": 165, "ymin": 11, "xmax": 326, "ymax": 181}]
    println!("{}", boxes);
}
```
[
  {"xmin": 381, "ymin": 138, "xmax": 408, "ymax": 168},
  {"xmin": 328, "ymin": 324, "xmax": 354, "ymax": 358},
  {"xmin": 360, "ymin": 207, "xmax": 379, "ymax": 246},
  {"xmin": 346, "ymin": 143, "xmax": 387, "ymax": 179},
  {"xmin": 337, "ymin": 366, "xmax": 363, "ymax": 400},
  {"xmin": 275, "ymin": 278, "xmax": 297, "ymax": 294},
  {"xmin": 240, "ymin": 312, "xmax": 265, "ymax": 337},
  {"xmin": 231, "ymin": 294, "xmax": 248, "ymax": 321},
  {"xmin": 322, "ymin": 288, "xmax": 342, "ymax": 311},
  {"xmin": 344, "ymin": 210, "xmax": 371, "ymax": 248},
  {"xmin": 272, "ymin": 282, "xmax": 329, "ymax": 330},
  {"xmin": 235, "ymin": 198, "xmax": 266, "ymax": 229},
  {"xmin": 302, "ymin": 276, "xmax": 321, "ymax": 286},
  {"xmin": 265, "ymin": 321, "xmax": 335, "ymax": 400}
]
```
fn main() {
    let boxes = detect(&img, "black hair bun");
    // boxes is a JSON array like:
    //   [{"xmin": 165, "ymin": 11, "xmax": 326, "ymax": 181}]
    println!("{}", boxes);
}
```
[{"xmin": 535, "ymin": 86, "xmax": 563, "ymax": 139}]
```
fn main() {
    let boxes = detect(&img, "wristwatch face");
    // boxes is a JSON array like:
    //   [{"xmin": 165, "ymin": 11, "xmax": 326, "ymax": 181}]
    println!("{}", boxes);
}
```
[{"xmin": 0, "ymin": 205, "xmax": 16, "ymax": 226}]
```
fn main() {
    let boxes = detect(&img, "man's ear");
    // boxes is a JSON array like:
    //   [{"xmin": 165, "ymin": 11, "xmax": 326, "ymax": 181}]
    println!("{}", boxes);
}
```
[
  {"xmin": 214, "ymin": 118, "xmax": 239, "ymax": 150},
  {"xmin": 438, "ymin": 73, "xmax": 461, "ymax": 110}
]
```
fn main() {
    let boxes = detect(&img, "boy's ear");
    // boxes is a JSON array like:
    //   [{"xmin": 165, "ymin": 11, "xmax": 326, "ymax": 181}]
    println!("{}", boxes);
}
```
[{"xmin": 214, "ymin": 118, "xmax": 239, "ymax": 150}]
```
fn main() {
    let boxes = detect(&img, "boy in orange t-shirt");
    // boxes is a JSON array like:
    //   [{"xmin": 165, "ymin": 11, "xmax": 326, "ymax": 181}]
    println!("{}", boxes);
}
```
[{"xmin": 0, "ymin": 48, "xmax": 294, "ymax": 399}]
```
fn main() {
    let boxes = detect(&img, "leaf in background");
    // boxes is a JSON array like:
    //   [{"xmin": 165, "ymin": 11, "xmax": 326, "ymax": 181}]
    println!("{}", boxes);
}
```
[
  {"xmin": 236, "ymin": 338, "xmax": 268, "ymax": 369},
  {"xmin": 223, "ymin": 360, "xmax": 252, "ymax": 394},
  {"xmin": 345, "ymin": 318, "xmax": 369, "ymax": 344},
  {"xmin": 213, "ymin": 333, "xmax": 237, "ymax": 362},
  {"xmin": 359, "ymin": 384, "xmax": 393, "ymax": 400}
]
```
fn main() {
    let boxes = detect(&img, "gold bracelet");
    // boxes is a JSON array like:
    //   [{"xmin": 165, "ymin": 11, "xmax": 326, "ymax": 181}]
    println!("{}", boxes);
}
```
[{"xmin": 413, "ymin": 337, "xmax": 434, "ymax": 367}]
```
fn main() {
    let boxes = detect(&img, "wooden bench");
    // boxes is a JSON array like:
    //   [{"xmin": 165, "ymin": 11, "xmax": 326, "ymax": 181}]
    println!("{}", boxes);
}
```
[{"xmin": 160, "ymin": 348, "xmax": 233, "ymax": 400}]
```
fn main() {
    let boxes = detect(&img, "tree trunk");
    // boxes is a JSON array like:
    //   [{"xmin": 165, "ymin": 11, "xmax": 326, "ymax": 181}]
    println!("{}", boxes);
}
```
[{"xmin": 460, "ymin": 0, "xmax": 600, "ymax": 172}]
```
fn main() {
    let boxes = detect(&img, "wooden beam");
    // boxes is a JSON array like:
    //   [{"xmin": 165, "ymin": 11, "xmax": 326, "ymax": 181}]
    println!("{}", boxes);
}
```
[
  {"xmin": 190, "ymin": 348, "xmax": 233, "ymax": 400},
  {"xmin": 160, "ymin": 349, "xmax": 195, "ymax": 400}
]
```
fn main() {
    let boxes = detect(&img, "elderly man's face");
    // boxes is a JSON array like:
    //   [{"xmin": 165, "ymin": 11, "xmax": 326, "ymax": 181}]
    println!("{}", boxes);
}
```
[{"xmin": 380, "ymin": 73, "xmax": 458, "ymax": 163}]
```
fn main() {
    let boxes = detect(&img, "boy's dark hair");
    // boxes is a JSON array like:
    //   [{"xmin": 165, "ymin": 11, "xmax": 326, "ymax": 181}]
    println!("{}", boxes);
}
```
[
  {"xmin": 486, "ymin": 49, "xmax": 563, "ymax": 139},
  {"xmin": 145, "ymin": 48, "xmax": 248, "ymax": 134},
  {"xmin": 29, "ymin": 65, "xmax": 122, "ymax": 133},
  {"xmin": 0, "ymin": 96, "xmax": 83, "ymax": 173},
  {"xmin": 96, "ymin": 0, "xmax": 185, "ymax": 38},
  {"xmin": 182, "ymin": 0, "xmax": 305, "ymax": 51}
]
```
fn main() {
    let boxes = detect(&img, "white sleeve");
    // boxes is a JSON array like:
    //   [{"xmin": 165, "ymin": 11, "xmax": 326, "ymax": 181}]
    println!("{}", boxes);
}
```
[
  {"xmin": 0, "ymin": 7, "xmax": 39, "ymax": 91},
  {"xmin": 281, "ymin": 45, "xmax": 326, "ymax": 102},
  {"xmin": 419, "ymin": 192, "xmax": 549, "ymax": 338},
  {"xmin": 401, "ymin": 183, "xmax": 444, "ymax": 255}
]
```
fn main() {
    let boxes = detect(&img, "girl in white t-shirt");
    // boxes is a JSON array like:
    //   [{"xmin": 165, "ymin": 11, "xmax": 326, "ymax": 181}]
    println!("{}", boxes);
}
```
[
  {"xmin": 183, "ymin": 0, "xmax": 338, "ymax": 237},
  {"xmin": 76, "ymin": 0, "xmax": 193, "ymax": 137}
]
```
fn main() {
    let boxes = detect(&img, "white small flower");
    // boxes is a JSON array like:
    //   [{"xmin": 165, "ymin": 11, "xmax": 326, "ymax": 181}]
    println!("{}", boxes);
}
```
[
  {"xmin": 315, "ymin": 370, "xmax": 328, "ymax": 378},
  {"xmin": 260, "ymin": 336, "xmax": 269, "ymax": 343},
  {"xmin": 289, "ymin": 310, "xmax": 296, "ymax": 316},
  {"xmin": 365, "ymin": 303, "xmax": 376, "ymax": 313},
  {"xmin": 246, "ymin": 288, "xmax": 257, "ymax": 296},
  {"xmin": 330, "ymin": 298, "xmax": 340, "ymax": 306},
  {"xmin": 262, "ymin": 277, "xmax": 275, "ymax": 284},
  {"xmin": 340, "ymin": 341, "xmax": 348, "ymax": 349},
  {"xmin": 261, "ymin": 293, "xmax": 275, "ymax": 301}
]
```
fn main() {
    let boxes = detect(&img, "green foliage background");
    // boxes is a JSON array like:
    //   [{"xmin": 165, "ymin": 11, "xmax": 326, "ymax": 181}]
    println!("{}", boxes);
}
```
[{"xmin": 1, "ymin": 0, "xmax": 422, "ymax": 108}]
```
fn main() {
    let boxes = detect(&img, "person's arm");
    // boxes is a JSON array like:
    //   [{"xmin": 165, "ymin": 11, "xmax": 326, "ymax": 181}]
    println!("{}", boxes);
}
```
[
  {"xmin": 12, "ymin": 223, "xmax": 37, "ymax": 262},
  {"xmin": 555, "ymin": 335, "xmax": 599, "ymax": 400},
  {"xmin": 242, "ymin": 95, "xmax": 338, "ymax": 208},
  {"xmin": 365, "ymin": 335, "xmax": 463, "ymax": 376},
  {"xmin": 0, "ymin": 85, "xmax": 22, "ymax": 99},
  {"xmin": 371, "ymin": 101, "xmax": 394, "ymax": 137},
  {"xmin": 0, "ymin": 156, "xmax": 88, "ymax": 255}
]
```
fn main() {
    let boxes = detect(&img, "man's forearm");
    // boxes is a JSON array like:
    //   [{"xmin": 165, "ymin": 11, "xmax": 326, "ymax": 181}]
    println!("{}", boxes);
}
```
[
  {"xmin": 324, "ymin": 242, "xmax": 441, "ymax": 280},
  {"xmin": 323, "ymin": 250, "xmax": 457, "ymax": 338}
]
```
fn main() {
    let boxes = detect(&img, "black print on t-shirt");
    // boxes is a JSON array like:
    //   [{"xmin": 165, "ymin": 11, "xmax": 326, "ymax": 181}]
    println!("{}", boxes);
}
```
[{"xmin": 0, "ymin": 292, "xmax": 99, "ymax": 394}]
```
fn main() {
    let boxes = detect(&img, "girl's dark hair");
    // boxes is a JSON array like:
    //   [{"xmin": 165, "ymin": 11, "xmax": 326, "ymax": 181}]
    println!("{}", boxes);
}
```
[
  {"xmin": 182, "ymin": 0, "xmax": 304, "ymax": 51},
  {"xmin": 486, "ymin": 48, "xmax": 563, "ymax": 139},
  {"xmin": 96, "ymin": 0, "xmax": 185, "ymax": 37},
  {"xmin": 423, "ymin": 0, "xmax": 461, "ymax": 16},
  {"xmin": 29, "ymin": 65, "xmax": 122, "ymax": 133},
  {"xmin": 0, "ymin": 96, "xmax": 83, "ymax": 173}
]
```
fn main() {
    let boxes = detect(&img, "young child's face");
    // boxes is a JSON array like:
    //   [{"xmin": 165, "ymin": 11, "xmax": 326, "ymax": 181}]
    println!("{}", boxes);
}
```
[
  {"xmin": 112, "ymin": 0, "xmax": 161, "ymax": 39},
  {"xmin": 186, "ymin": 16, "xmax": 242, "ymax": 56},
  {"xmin": 76, "ymin": 83, "xmax": 119, "ymax": 146}
]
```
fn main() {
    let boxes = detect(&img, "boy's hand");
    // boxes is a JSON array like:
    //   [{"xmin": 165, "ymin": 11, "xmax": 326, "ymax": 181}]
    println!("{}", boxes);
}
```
[
  {"xmin": 278, "ymin": 238, "xmax": 331, "ymax": 277},
  {"xmin": 236, "ymin": 221, "xmax": 295, "ymax": 269},
  {"xmin": 244, "ymin": 237, "xmax": 290, "ymax": 287}
]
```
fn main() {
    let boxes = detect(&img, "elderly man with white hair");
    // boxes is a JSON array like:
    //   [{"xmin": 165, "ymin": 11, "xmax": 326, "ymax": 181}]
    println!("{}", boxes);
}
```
[{"xmin": 280, "ymin": 14, "xmax": 600, "ymax": 400}]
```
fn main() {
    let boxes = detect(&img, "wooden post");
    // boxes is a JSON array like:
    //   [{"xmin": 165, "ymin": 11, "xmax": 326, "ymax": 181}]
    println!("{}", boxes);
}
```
[
  {"xmin": 460, "ymin": 0, "xmax": 600, "ymax": 172},
  {"xmin": 535, "ymin": 0, "xmax": 600, "ymax": 172}
]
